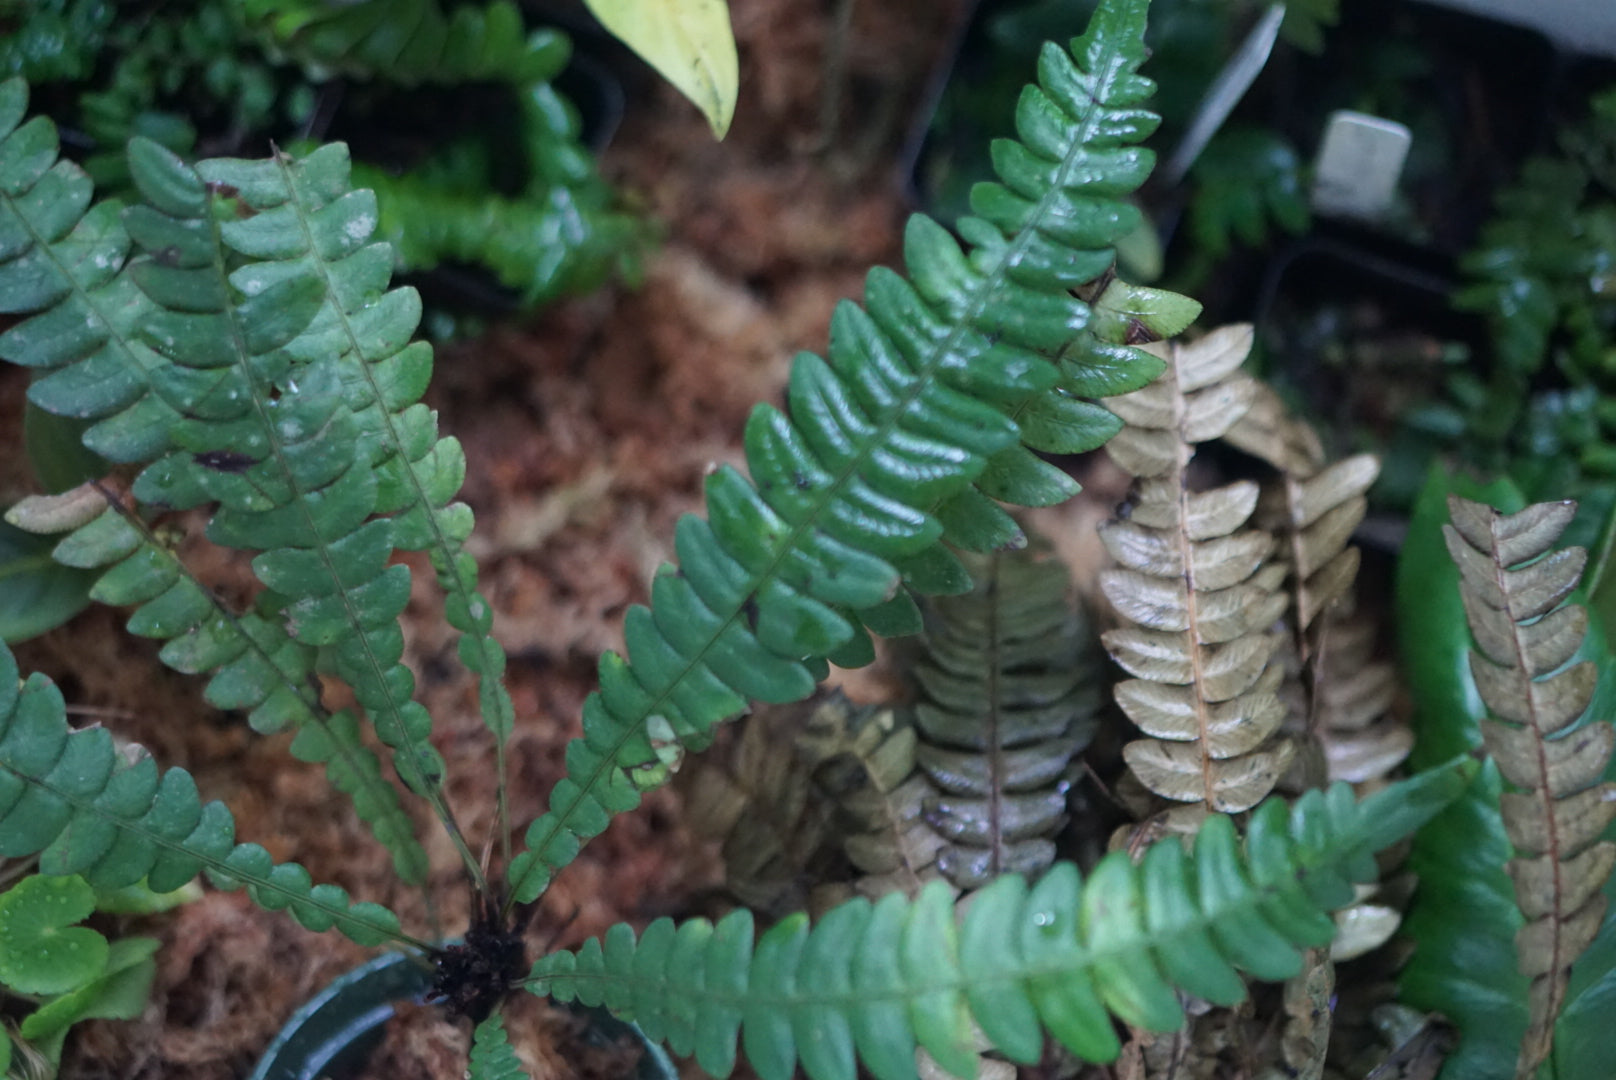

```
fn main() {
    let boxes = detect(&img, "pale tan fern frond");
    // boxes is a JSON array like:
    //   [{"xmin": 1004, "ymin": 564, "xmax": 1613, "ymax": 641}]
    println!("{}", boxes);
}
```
[
  {"xmin": 1313, "ymin": 609, "xmax": 1411, "ymax": 786},
  {"xmin": 1100, "ymin": 325, "xmax": 1294, "ymax": 814}
]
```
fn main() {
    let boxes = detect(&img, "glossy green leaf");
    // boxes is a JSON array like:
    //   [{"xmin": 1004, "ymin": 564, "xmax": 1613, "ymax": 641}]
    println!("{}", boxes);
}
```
[
  {"xmin": 584, "ymin": 0, "xmax": 738, "ymax": 138},
  {"xmin": 17, "ymin": 935, "xmax": 159, "ymax": 1056},
  {"xmin": 0, "ymin": 874, "xmax": 108, "ymax": 994}
]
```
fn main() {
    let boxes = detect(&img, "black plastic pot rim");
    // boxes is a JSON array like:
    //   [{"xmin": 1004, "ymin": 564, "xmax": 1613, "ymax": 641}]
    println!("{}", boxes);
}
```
[{"xmin": 251, "ymin": 946, "xmax": 676, "ymax": 1080}]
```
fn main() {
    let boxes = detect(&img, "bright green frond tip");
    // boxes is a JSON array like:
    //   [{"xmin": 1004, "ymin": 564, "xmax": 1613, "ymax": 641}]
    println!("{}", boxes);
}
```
[{"xmin": 530, "ymin": 763, "xmax": 1473, "ymax": 1080}]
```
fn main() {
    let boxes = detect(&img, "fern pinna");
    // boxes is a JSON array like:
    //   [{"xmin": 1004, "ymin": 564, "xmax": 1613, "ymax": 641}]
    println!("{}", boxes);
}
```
[
  {"xmin": 0, "ymin": 77, "xmax": 516, "ymax": 886},
  {"xmin": 531, "ymin": 762, "xmax": 1472, "ymax": 1080},
  {"xmin": 503, "ymin": 0, "xmax": 1193, "ymax": 907}
]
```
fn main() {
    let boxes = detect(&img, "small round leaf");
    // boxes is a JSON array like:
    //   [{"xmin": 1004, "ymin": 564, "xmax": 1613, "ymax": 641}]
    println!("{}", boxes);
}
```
[{"xmin": 0, "ymin": 875, "xmax": 110, "ymax": 994}]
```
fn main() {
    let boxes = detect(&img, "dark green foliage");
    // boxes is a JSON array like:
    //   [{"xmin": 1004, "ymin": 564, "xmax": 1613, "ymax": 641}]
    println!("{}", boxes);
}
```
[
  {"xmin": 349, "ymin": 82, "xmax": 642, "ymax": 306},
  {"xmin": 1275, "ymin": 0, "xmax": 1339, "ymax": 54},
  {"xmin": 1183, "ymin": 126, "xmax": 1308, "ymax": 283},
  {"xmin": 67, "ymin": 1, "xmax": 287, "ymax": 193},
  {"xmin": 0, "ymin": 637, "xmax": 409, "ymax": 948},
  {"xmin": 10, "ymin": 1, "xmax": 637, "ymax": 314},
  {"xmin": 530, "ymin": 764, "xmax": 1472, "ymax": 1080},
  {"xmin": 909, "ymin": 547, "xmax": 1101, "ymax": 889},
  {"xmin": 1397, "ymin": 86, "xmax": 1616, "ymax": 553},
  {"xmin": 0, "ymin": 517, "xmax": 93, "ymax": 643},
  {"xmin": 504, "ymin": 0, "xmax": 1191, "ymax": 906},
  {"xmin": 0, "ymin": 0, "xmax": 115, "ymax": 83},
  {"xmin": 1456, "ymin": 89, "xmax": 1616, "ymax": 386},
  {"xmin": 246, "ymin": 0, "xmax": 571, "ymax": 87}
]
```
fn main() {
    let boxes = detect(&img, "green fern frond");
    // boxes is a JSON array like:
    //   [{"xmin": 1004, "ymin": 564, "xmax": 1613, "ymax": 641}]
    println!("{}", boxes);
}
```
[
  {"xmin": 246, "ymin": 0, "xmax": 570, "ymax": 87},
  {"xmin": 45, "ymin": 502, "xmax": 429, "ymax": 883},
  {"xmin": 0, "ymin": 638, "xmax": 413, "ymax": 949},
  {"xmin": 0, "ymin": 73, "xmax": 510, "ymax": 882},
  {"xmin": 0, "ymin": 78, "xmax": 431, "ymax": 881},
  {"xmin": 100, "ymin": 134, "xmax": 502, "ymax": 878},
  {"xmin": 505, "ymin": 0, "xmax": 1190, "ymax": 907},
  {"xmin": 470, "ymin": 1012, "xmax": 532, "ymax": 1080},
  {"xmin": 530, "ymin": 763, "xmax": 1473, "ymax": 1080}
]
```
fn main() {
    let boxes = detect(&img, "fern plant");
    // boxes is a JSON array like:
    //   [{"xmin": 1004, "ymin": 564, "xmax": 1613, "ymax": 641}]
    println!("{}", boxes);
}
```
[
  {"xmin": 1099, "ymin": 324, "xmax": 1294, "ymax": 822},
  {"xmin": 1443, "ymin": 495, "xmax": 1616, "ymax": 1078},
  {"xmin": 0, "ymin": 0, "xmax": 1501, "ymax": 1077}
]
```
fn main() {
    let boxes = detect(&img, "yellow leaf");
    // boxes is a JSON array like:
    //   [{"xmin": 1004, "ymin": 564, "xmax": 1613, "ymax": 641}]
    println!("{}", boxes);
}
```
[{"xmin": 585, "ymin": 0, "xmax": 738, "ymax": 138}]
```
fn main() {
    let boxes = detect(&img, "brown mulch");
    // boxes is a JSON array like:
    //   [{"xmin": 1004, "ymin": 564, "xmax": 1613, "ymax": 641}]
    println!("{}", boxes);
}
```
[{"xmin": 0, "ymin": 1, "xmax": 970, "ymax": 1077}]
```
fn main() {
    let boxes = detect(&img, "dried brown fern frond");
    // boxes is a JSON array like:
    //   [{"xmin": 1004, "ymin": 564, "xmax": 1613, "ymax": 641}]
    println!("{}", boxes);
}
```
[
  {"xmin": 795, "ymin": 695, "xmax": 943, "ymax": 903},
  {"xmin": 677, "ymin": 697, "xmax": 844, "ymax": 918},
  {"xmin": 1270, "ymin": 453, "xmax": 1380, "ymax": 646},
  {"xmin": 1313, "ymin": 608, "xmax": 1412, "ymax": 786},
  {"xmin": 1221, "ymin": 380, "xmax": 1326, "ymax": 479},
  {"xmin": 907, "ymin": 546, "xmax": 1102, "ymax": 889},
  {"xmin": 1225, "ymin": 387, "xmax": 1384, "ymax": 782},
  {"xmin": 1444, "ymin": 495, "xmax": 1616, "ymax": 1079},
  {"xmin": 1099, "ymin": 325, "xmax": 1294, "ymax": 816}
]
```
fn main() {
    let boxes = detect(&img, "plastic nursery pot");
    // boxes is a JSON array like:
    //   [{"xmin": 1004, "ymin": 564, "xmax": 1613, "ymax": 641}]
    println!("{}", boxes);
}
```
[{"xmin": 251, "ymin": 948, "xmax": 676, "ymax": 1080}]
